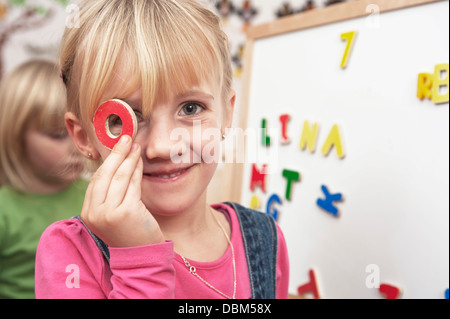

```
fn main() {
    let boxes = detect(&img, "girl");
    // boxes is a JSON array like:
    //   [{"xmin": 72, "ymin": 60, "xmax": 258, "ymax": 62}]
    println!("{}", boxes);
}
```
[
  {"xmin": 35, "ymin": 0, "xmax": 289, "ymax": 299},
  {"xmin": 0, "ymin": 60, "xmax": 87, "ymax": 299}
]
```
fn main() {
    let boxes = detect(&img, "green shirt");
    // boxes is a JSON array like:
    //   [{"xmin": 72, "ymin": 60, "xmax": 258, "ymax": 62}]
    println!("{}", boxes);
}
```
[{"xmin": 0, "ymin": 179, "xmax": 88, "ymax": 299}]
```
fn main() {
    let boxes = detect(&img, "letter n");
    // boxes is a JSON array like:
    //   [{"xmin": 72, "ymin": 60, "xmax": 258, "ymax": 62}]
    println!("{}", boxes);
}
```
[{"xmin": 299, "ymin": 120, "xmax": 319, "ymax": 153}]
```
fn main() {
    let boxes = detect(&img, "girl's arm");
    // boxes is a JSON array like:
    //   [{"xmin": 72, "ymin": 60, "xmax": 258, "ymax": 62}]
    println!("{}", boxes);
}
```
[
  {"xmin": 35, "ymin": 219, "xmax": 175, "ymax": 299},
  {"xmin": 276, "ymin": 224, "xmax": 290, "ymax": 299}
]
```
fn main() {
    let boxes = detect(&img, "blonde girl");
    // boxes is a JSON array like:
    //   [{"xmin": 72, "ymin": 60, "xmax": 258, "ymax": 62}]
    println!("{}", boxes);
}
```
[
  {"xmin": 0, "ymin": 60, "xmax": 87, "ymax": 298},
  {"xmin": 35, "ymin": 0, "xmax": 289, "ymax": 299}
]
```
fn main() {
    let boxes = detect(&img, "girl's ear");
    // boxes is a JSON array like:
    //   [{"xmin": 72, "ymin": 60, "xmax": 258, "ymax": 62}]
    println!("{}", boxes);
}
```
[
  {"xmin": 65, "ymin": 112, "xmax": 100, "ymax": 160},
  {"xmin": 223, "ymin": 89, "xmax": 236, "ymax": 131}
]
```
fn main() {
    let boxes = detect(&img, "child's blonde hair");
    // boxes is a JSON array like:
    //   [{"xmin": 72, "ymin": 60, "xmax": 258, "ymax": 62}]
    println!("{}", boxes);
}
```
[
  {"xmin": 0, "ymin": 60, "xmax": 68, "ymax": 191},
  {"xmin": 60, "ymin": 0, "xmax": 233, "ymax": 127}
]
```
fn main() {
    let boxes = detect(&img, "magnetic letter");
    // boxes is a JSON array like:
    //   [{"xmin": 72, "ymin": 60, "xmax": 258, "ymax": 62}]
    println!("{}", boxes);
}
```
[
  {"xmin": 299, "ymin": 120, "xmax": 319, "ymax": 153},
  {"xmin": 282, "ymin": 169, "xmax": 300, "ymax": 201},
  {"xmin": 297, "ymin": 269, "xmax": 320, "ymax": 299},
  {"xmin": 261, "ymin": 118, "xmax": 271, "ymax": 146},
  {"xmin": 249, "ymin": 195, "xmax": 261, "ymax": 210},
  {"xmin": 249, "ymin": 164, "xmax": 267, "ymax": 193},
  {"xmin": 379, "ymin": 283, "xmax": 401, "ymax": 299},
  {"xmin": 317, "ymin": 185, "xmax": 343, "ymax": 217},
  {"xmin": 340, "ymin": 31, "xmax": 357, "ymax": 69},
  {"xmin": 321, "ymin": 124, "xmax": 345, "ymax": 159},
  {"xmin": 417, "ymin": 73, "xmax": 433, "ymax": 100},
  {"xmin": 266, "ymin": 194, "xmax": 282, "ymax": 221},
  {"xmin": 432, "ymin": 63, "xmax": 449, "ymax": 104},
  {"xmin": 279, "ymin": 114, "xmax": 291, "ymax": 144}
]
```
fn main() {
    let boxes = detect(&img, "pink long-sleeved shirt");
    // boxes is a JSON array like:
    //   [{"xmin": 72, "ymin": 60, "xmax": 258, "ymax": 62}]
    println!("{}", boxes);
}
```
[{"xmin": 35, "ymin": 203, "xmax": 289, "ymax": 299}]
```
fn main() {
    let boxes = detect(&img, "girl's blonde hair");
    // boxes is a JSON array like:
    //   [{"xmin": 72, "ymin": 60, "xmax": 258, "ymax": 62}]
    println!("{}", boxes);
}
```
[
  {"xmin": 0, "ymin": 60, "xmax": 68, "ymax": 191},
  {"xmin": 60, "ymin": 0, "xmax": 233, "ymax": 127}
]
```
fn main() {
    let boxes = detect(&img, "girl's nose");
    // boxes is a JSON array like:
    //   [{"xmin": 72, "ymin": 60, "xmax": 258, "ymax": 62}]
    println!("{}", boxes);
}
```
[{"xmin": 143, "ymin": 119, "xmax": 183, "ymax": 161}]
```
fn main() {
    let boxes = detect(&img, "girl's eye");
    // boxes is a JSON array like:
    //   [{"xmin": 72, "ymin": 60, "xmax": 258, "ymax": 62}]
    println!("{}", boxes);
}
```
[
  {"xmin": 180, "ymin": 103, "xmax": 204, "ymax": 116},
  {"xmin": 106, "ymin": 114, "xmax": 123, "ymax": 136},
  {"xmin": 134, "ymin": 110, "xmax": 144, "ymax": 122},
  {"xmin": 107, "ymin": 110, "xmax": 143, "ymax": 137},
  {"xmin": 46, "ymin": 130, "xmax": 68, "ymax": 140}
]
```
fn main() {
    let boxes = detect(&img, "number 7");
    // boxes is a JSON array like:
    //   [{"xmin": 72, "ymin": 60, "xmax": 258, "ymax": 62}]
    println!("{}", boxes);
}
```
[{"xmin": 340, "ymin": 31, "xmax": 357, "ymax": 69}]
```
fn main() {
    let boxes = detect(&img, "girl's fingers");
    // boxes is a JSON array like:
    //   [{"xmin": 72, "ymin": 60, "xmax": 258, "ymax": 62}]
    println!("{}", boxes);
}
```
[
  {"xmin": 80, "ymin": 179, "xmax": 94, "ymax": 221},
  {"xmin": 104, "ymin": 143, "xmax": 141, "ymax": 207},
  {"xmin": 123, "ymin": 155, "xmax": 143, "ymax": 204},
  {"xmin": 89, "ymin": 135, "xmax": 133, "ymax": 205}
]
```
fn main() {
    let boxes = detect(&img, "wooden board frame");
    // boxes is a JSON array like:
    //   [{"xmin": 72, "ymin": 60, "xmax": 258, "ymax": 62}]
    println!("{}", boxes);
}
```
[{"xmin": 229, "ymin": 0, "xmax": 444, "ymax": 204}]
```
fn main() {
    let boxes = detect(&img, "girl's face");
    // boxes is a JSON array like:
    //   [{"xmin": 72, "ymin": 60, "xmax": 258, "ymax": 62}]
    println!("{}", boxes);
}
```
[
  {"xmin": 24, "ymin": 129, "xmax": 83, "ymax": 193},
  {"xmin": 92, "ymin": 79, "xmax": 234, "ymax": 216}
]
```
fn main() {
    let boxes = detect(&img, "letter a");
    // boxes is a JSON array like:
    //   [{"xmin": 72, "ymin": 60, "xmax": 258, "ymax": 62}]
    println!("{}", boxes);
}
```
[
  {"xmin": 249, "ymin": 195, "xmax": 261, "ymax": 210},
  {"xmin": 321, "ymin": 124, "xmax": 345, "ymax": 159}
]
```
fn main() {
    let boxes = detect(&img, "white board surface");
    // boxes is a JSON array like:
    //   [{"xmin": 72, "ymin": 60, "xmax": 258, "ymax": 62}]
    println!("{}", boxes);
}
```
[{"xmin": 240, "ymin": 0, "xmax": 449, "ymax": 298}]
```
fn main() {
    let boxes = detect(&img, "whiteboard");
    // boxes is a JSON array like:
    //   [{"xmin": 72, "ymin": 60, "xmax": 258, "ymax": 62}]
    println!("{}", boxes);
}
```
[{"xmin": 236, "ymin": 0, "xmax": 449, "ymax": 298}]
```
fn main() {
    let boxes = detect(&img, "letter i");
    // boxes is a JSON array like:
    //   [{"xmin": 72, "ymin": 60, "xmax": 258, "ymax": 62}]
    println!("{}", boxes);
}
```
[{"xmin": 279, "ymin": 114, "xmax": 291, "ymax": 144}]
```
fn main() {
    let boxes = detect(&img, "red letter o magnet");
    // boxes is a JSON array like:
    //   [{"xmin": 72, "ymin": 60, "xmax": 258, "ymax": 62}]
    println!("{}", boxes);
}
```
[{"xmin": 93, "ymin": 99, "xmax": 137, "ymax": 149}]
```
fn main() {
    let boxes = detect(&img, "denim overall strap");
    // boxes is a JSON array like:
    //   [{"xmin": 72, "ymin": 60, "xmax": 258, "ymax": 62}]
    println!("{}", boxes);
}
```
[
  {"xmin": 73, "ymin": 216, "xmax": 110, "ymax": 263},
  {"xmin": 225, "ymin": 202, "xmax": 278, "ymax": 299}
]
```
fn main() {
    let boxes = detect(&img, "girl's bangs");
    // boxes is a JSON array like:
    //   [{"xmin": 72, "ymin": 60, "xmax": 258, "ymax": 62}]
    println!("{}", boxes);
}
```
[
  {"xmin": 138, "ymin": 41, "xmax": 218, "ymax": 119},
  {"xmin": 133, "ymin": 4, "xmax": 221, "ymax": 119}
]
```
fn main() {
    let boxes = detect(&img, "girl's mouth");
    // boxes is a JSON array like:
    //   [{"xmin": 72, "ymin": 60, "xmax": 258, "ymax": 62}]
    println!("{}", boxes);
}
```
[{"xmin": 143, "ymin": 165, "xmax": 196, "ymax": 183}]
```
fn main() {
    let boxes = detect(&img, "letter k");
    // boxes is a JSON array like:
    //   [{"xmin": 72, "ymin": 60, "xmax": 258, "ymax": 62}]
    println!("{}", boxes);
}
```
[{"xmin": 316, "ymin": 185, "xmax": 343, "ymax": 217}]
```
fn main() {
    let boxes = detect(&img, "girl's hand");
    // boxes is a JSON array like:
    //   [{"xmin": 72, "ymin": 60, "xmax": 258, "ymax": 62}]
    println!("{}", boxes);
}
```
[{"xmin": 80, "ymin": 135, "xmax": 164, "ymax": 247}]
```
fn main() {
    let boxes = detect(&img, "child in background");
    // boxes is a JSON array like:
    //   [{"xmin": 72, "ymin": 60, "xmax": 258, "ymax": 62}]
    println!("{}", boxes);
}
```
[
  {"xmin": 35, "ymin": 0, "xmax": 289, "ymax": 299},
  {"xmin": 0, "ymin": 60, "xmax": 88, "ymax": 299}
]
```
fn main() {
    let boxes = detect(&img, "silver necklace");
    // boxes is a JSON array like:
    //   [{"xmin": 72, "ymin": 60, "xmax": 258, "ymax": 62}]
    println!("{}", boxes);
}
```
[{"xmin": 178, "ymin": 209, "xmax": 237, "ymax": 299}]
